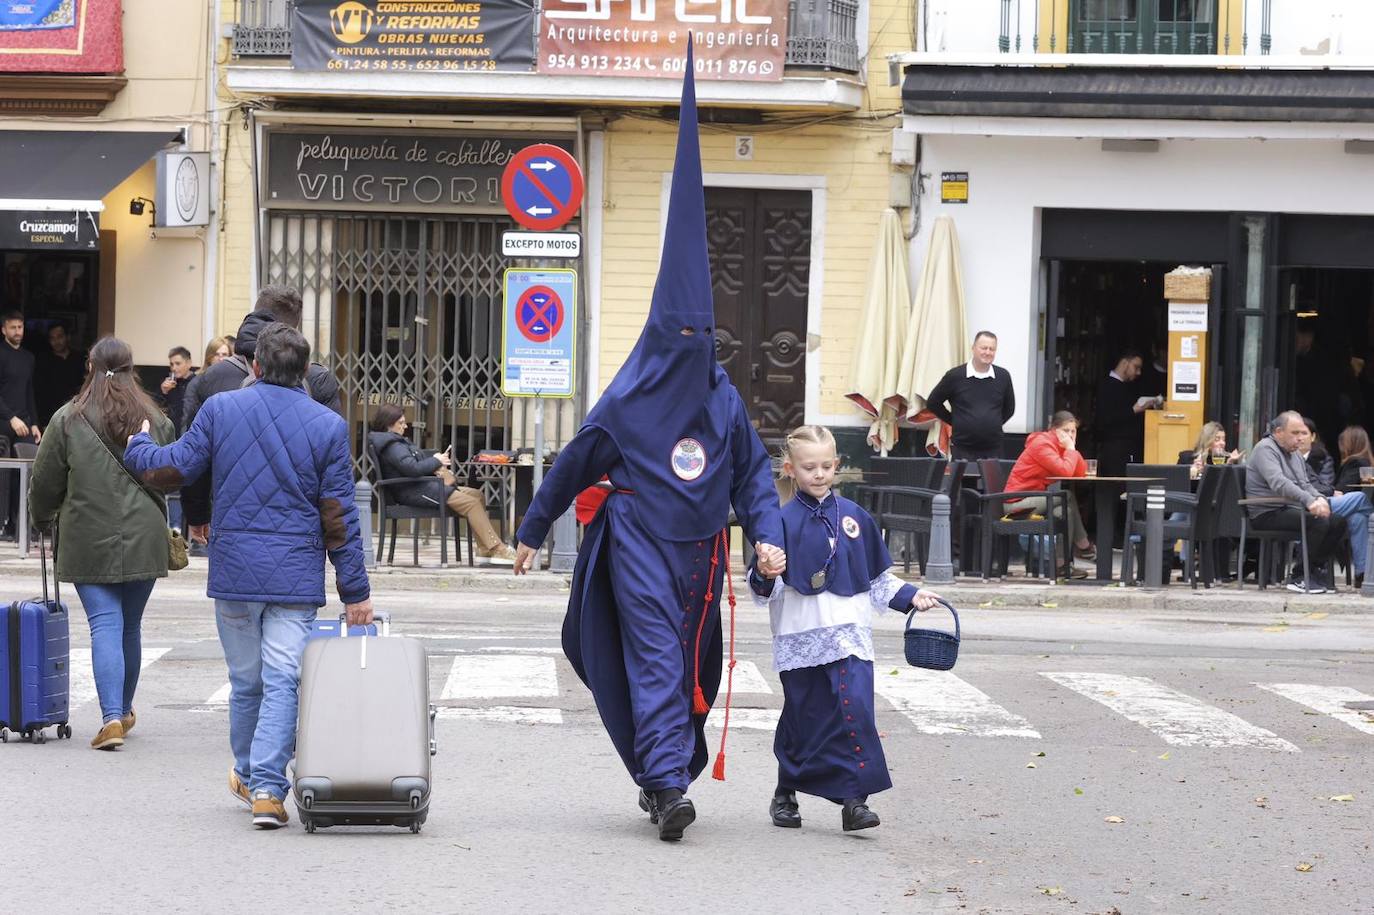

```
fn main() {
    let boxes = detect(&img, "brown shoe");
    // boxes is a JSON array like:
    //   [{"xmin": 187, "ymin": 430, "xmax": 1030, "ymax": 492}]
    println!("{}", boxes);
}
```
[
  {"xmin": 251, "ymin": 791, "xmax": 289, "ymax": 829},
  {"xmin": 120, "ymin": 709, "xmax": 136, "ymax": 735},
  {"xmin": 480, "ymin": 543, "xmax": 516, "ymax": 566},
  {"xmin": 228, "ymin": 768, "xmax": 252, "ymax": 808},
  {"xmin": 90, "ymin": 720, "xmax": 124, "ymax": 751}
]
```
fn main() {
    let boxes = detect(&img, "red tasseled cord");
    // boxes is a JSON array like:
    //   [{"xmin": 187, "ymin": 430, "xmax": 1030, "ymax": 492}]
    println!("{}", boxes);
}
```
[
  {"xmin": 711, "ymin": 533, "xmax": 737, "ymax": 781},
  {"xmin": 690, "ymin": 531, "xmax": 722, "ymax": 716}
]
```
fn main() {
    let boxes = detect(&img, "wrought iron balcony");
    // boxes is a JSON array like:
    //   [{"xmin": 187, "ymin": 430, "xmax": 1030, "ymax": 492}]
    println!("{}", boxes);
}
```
[
  {"xmin": 232, "ymin": 0, "xmax": 861, "ymax": 74},
  {"xmin": 997, "ymin": 0, "xmax": 1273, "ymax": 56}
]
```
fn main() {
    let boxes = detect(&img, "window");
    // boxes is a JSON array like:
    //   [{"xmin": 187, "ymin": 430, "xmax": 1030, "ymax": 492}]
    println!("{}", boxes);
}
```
[{"xmin": 1073, "ymin": 0, "xmax": 1216, "ymax": 53}]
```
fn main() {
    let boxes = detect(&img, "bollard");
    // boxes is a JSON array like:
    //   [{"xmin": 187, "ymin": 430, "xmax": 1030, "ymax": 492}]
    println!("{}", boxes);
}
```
[
  {"xmin": 925, "ymin": 493, "xmax": 955, "ymax": 584},
  {"xmin": 355, "ymin": 479, "xmax": 376, "ymax": 569},
  {"xmin": 549, "ymin": 506, "xmax": 579, "ymax": 573},
  {"xmin": 1364, "ymin": 512, "xmax": 1374, "ymax": 598},
  {"xmin": 1143, "ymin": 486, "xmax": 1165, "ymax": 590}
]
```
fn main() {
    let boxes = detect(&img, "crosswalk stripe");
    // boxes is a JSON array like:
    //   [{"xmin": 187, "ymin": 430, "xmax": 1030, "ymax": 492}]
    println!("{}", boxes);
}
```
[
  {"xmin": 437, "ymin": 707, "xmax": 563, "ymax": 725},
  {"xmin": 876, "ymin": 669, "xmax": 1042, "ymax": 738},
  {"xmin": 1043, "ymin": 673, "xmax": 1298, "ymax": 751},
  {"xmin": 706, "ymin": 707, "xmax": 780, "ymax": 731},
  {"xmin": 727, "ymin": 660, "xmax": 773, "ymax": 694},
  {"xmin": 441, "ymin": 654, "xmax": 559, "ymax": 699},
  {"xmin": 1257, "ymin": 683, "xmax": 1374, "ymax": 737},
  {"xmin": 68, "ymin": 647, "xmax": 171, "ymax": 709}
]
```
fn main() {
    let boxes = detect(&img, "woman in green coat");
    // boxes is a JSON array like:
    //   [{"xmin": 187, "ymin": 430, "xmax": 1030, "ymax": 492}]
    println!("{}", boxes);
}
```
[{"xmin": 30, "ymin": 337, "xmax": 175, "ymax": 751}]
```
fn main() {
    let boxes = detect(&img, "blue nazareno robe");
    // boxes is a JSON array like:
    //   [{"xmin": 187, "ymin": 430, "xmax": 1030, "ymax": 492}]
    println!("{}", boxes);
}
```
[{"xmin": 516, "ymin": 48, "xmax": 783, "ymax": 794}]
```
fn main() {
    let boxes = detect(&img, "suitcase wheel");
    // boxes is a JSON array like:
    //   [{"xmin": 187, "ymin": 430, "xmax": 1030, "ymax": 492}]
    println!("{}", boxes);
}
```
[
  {"xmin": 1, "ymin": 728, "xmax": 7, "ymax": 743},
  {"xmin": 30, "ymin": 730, "xmax": 45, "ymax": 745},
  {"xmin": 304, "ymin": 819, "xmax": 317, "ymax": 834},
  {"xmin": 410, "ymin": 821, "xmax": 422, "ymax": 834},
  {"xmin": 61, "ymin": 724, "xmax": 72, "ymax": 740}
]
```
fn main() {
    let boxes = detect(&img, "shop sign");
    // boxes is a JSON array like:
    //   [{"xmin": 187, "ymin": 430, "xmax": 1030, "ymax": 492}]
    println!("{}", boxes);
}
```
[
  {"xmin": 940, "ymin": 172, "xmax": 969, "ymax": 204},
  {"xmin": 264, "ymin": 130, "xmax": 575, "ymax": 213},
  {"xmin": 539, "ymin": 0, "xmax": 789, "ymax": 81},
  {"xmin": 1167, "ymin": 301, "xmax": 1208, "ymax": 332},
  {"xmin": 0, "ymin": 210, "xmax": 99, "ymax": 250},
  {"xmin": 291, "ymin": 0, "xmax": 537, "ymax": 73}
]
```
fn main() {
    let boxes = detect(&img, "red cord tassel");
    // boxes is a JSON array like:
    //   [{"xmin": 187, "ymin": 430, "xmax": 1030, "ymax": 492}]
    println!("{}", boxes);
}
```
[
  {"xmin": 712, "ymin": 534, "xmax": 737, "ymax": 781},
  {"xmin": 692, "ymin": 685, "xmax": 710, "ymax": 715},
  {"xmin": 690, "ymin": 533, "xmax": 722, "ymax": 717}
]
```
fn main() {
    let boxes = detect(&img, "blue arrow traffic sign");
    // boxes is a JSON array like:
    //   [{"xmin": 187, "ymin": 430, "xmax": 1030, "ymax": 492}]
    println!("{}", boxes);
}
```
[{"xmin": 500, "ymin": 144, "xmax": 585, "ymax": 232}]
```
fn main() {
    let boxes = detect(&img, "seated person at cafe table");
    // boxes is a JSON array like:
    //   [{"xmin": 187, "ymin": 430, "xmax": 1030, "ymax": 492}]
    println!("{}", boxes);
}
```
[
  {"xmin": 1245, "ymin": 411, "xmax": 1353, "ymax": 594},
  {"xmin": 1335, "ymin": 425, "xmax": 1374, "ymax": 494},
  {"xmin": 1003, "ymin": 410, "xmax": 1094, "ymax": 579},
  {"xmin": 1177, "ymin": 421, "xmax": 1243, "ymax": 474},
  {"xmin": 1298, "ymin": 416, "xmax": 1337, "ymax": 497}
]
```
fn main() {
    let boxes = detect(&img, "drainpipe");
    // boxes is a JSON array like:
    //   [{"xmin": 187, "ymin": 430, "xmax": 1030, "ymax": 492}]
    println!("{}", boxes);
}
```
[{"xmin": 203, "ymin": 0, "xmax": 223, "ymax": 345}]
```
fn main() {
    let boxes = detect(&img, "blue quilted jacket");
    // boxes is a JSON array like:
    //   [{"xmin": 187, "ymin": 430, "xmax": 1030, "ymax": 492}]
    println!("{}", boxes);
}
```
[{"xmin": 124, "ymin": 383, "xmax": 370, "ymax": 606}]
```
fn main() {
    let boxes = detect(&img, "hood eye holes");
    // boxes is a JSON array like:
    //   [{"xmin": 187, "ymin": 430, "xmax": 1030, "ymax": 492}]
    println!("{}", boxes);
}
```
[{"xmin": 680, "ymin": 327, "xmax": 696, "ymax": 336}]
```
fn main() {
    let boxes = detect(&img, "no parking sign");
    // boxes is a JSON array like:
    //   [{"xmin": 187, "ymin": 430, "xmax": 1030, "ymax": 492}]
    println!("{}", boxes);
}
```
[{"xmin": 501, "ymin": 268, "xmax": 577, "ymax": 398}]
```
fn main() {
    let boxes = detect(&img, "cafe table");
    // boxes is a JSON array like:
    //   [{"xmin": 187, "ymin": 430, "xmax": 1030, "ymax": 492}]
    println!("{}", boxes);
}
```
[{"xmin": 1049, "ymin": 474, "xmax": 1165, "ymax": 582}]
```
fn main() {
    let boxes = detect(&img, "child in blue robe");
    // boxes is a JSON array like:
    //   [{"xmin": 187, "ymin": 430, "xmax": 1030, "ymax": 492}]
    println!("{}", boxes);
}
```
[
  {"xmin": 750, "ymin": 425, "xmax": 940, "ymax": 831},
  {"xmin": 514, "ymin": 39, "xmax": 786, "ymax": 843}
]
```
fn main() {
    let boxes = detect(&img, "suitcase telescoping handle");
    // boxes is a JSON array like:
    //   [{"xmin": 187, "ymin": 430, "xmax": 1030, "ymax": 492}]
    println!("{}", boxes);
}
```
[
  {"xmin": 39, "ymin": 525, "xmax": 59, "ymax": 606},
  {"xmin": 339, "ymin": 609, "xmax": 390, "ymax": 638}
]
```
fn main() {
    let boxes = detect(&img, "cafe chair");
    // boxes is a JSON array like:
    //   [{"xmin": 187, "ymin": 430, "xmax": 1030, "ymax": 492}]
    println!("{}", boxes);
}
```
[
  {"xmin": 968, "ymin": 458, "xmax": 1068, "ymax": 582},
  {"xmin": 870, "ymin": 460, "xmax": 967, "ymax": 575},
  {"xmin": 1120, "ymin": 463, "xmax": 1196, "ymax": 586},
  {"xmin": 1235, "ymin": 469, "xmax": 1311, "ymax": 590}
]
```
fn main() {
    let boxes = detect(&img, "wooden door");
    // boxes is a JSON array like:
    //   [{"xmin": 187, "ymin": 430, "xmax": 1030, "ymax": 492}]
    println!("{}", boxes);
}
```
[{"xmin": 705, "ymin": 187, "xmax": 811, "ymax": 448}]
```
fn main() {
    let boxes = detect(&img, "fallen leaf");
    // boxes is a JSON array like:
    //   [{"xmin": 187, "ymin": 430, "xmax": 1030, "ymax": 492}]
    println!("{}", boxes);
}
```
[
  {"xmin": 1035, "ymin": 751, "xmax": 1046, "ymax": 757},
  {"xmin": 1074, "ymin": 787, "xmax": 1084, "ymax": 796},
  {"xmin": 1305, "ymin": 612, "xmax": 1329, "ymax": 621},
  {"xmin": 889, "ymin": 669, "xmax": 900, "ymax": 676},
  {"xmin": 1104, "ymin": 815, "xmax": 1125, "ymax": 824},
  {"xmin": 967, "ymin": 859, "xmax": 984, "ymax": 865},
  {"xmin": 1329, "ymin": 794, "xmax": 1355, "ymax": 802},
  {"xmin": 1040, "ymin": 601, "xmax": 1058, "ymax": 609},
  {"xmin": 1254, "ymin": 796, "xmax": 1268, "ymax": 807},
  {"xmin": 1262, "ymin": 625, "xmax": 1289, "ymax": 633},
  {"xmin": 1158, "ymin": 751, "xmax": 1171, "ymax": 760},
  {"xmin": 878, "ymin": 731, "xmax": 888, "ymax": 738},
  {"xmin": 1026, "ymin": 762, "xmax": 1037, "ymax": 769},
  {"xmin": 1039, "ymin": 886, "xmax": 1064, "ymax": 896},
  {"xmin": 1296, "ymin": 862, "xmax": 1313, "ymax": 873}
]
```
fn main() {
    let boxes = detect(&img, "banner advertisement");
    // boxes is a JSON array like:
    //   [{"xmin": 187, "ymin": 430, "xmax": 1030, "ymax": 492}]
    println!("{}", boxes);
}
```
[
  {"xmin": 0, "ymin": 211, "xmax": 100, "ymax": 250},
  {"xmin": 292, "ymin": 0, "xmax": 537, "ymax": 73},
  {"xmin": 538, "ymin": 0, "xmax": 789, "ymax": 81},
  {"xmin": 0, "ymin": 0, "xmax": 74, "ymax": 31},
  {"xmin": 264, "ymin": 130, "xmax": 575, "ymax": 213}
]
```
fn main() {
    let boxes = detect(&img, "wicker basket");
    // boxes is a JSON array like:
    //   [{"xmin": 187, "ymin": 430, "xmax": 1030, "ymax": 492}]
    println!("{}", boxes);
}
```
[
  {"xmin": 1164, "ymin": 271, "xmax": 1210, "ymax": 302},
  {"xmin": 903, "ymin": 598, "xmax": 960, "ymax": 671}
]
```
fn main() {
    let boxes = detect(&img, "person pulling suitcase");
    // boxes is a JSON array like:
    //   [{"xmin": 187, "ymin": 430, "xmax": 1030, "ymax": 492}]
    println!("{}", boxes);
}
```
[{"xmin": 124, "ymin": 323, "xmax": 372, "ymax": 829}]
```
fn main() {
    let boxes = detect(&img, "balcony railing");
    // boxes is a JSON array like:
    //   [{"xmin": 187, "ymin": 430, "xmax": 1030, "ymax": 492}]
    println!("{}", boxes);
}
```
[
  {"xmin": 232, "ymin": 0, "xmax": 861, "ymax": 74},
  {"xmin": 996, "ymin": 0, "xmax": 1272, "ymax": 56}
]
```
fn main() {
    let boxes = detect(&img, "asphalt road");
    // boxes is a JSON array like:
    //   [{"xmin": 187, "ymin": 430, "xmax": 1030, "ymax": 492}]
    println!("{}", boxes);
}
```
[{"xmin": 5, "ymin": 575, "xmax": 1373, "ymax": 914}]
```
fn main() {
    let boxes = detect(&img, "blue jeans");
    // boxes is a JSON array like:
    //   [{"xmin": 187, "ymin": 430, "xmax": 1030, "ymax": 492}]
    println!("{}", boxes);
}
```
[
  {"xmin": 74, "ymin": 581, "xmax": 157, "ymax": 724},
  {"xmin": 214, "ymin": 600, "xmax": 316, "ymax": 800},
  {"xmin": 1330, "ymin": 491, "xmax": 1372, "ymax": 575}
]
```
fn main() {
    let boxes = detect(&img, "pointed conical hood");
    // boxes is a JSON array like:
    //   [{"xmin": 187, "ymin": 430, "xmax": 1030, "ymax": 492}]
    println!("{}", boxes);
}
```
[{"xmin": 583, "ymin": 37, "xmax": 739, "ymax": 542}]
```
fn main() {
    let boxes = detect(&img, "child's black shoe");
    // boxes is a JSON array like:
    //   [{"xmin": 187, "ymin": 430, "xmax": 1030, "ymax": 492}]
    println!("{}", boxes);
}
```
[
  {"xmin": 769, "ymin": 790, "xmax": 801, "ymax": 828},
  {"xmin": 841, "ymin": 798, "xmax": 880, "ymax": 831}
]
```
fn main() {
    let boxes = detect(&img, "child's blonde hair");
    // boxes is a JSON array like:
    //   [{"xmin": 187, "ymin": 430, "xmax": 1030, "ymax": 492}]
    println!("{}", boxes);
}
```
[{"xmin": 781, "ymin": 425, "xmax": 837, "ymax": 464}]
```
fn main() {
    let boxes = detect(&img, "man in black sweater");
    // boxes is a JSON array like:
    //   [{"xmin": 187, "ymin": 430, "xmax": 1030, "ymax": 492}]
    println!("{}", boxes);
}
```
[
  {"xmin": 0, "ymin": 310, "xmax": 39, "ymax": 536},
  {"xmin": 1095, "ymin": 350, "xmax": 1157, "ymax": 477},
  {"xmin": 925, "ymin": 331, "xmax": 1015, "ymax": 460}
]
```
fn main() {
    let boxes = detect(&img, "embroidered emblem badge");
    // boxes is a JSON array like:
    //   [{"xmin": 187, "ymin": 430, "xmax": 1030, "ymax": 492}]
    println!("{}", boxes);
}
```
[
  {"xmin": 842, "ymin": 515, "xmax": 861, "ymax": 539},
  {"xmin": 671, "ymin": 438, "xmax": 706, "ymax": 481}
]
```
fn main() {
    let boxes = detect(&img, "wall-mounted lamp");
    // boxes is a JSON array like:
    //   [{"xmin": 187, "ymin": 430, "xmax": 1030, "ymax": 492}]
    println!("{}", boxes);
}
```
[{"xmin": 129, "ymin": 196, "xmax": 156, "ymax": 225}]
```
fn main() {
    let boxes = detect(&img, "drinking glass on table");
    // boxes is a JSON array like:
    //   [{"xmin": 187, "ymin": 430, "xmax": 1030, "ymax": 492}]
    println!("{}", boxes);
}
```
[
  {"xmin": 1360, "ymin": 466, "xmax": 1374, "ymax": 484},
  {"xmin": 1085, "ymin": 459, "xmax": 1098, "ymax": 477},
  {"xmin": 1211, "ymin": 451, "xmax": 1228, "ymax": 466}
]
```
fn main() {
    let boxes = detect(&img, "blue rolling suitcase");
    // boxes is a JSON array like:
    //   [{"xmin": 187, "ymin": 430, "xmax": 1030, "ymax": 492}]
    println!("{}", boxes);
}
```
[{"xmin": 0, "ymin": 531, "xmax": 71, "ymax": 744}]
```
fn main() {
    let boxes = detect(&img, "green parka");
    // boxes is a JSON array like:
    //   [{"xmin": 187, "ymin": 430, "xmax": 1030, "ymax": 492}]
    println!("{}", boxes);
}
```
[{"xmin": 29, "ymin": 404, "xmax": 176, "ymax": 584}]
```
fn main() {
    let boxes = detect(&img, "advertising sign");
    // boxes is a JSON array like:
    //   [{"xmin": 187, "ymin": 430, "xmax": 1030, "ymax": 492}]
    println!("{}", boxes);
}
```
[
  {"xmin": 539, "ymin": 0, "xmax": 789, "ymax": 81},
  {"xmin": 502, "ymin": 269, "xmax": 577, "ymax": 398},
  {"xmin": 264, "ymin": 130, "xmax": 574, "ymax": 213},
  {"xmin": 155, "ymin": 151, "xmax": 211, "ymax": 228},
  {"xmin": 292, "ymin": 0, "xmax": 537, "ymax": 73},
  {"xmin": 502, "ymin": 231, "xmax": 581, "ymax": 258},
  {"xmin": 0, "ymin": 210, "xmax": 99, "ymax": 250}
]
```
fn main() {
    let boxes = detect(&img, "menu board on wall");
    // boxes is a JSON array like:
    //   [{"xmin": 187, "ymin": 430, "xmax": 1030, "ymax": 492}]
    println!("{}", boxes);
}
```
[
  {"xmin": 538, "ymin": 0, "xmax": 789, "ymax": 81},
  {"xmin": 292, "ymin": 0, "xmax": 537, "ymax": 73}
]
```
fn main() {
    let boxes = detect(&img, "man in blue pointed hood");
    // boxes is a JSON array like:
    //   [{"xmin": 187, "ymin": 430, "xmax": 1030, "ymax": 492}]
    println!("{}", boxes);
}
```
[{"xmin": 514, "ymin": 39, "xmax": 786, "ymax": 842}]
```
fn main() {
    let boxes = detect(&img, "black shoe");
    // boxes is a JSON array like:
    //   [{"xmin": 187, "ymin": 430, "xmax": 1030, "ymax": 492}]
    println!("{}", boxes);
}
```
[
  {"xmin": 654, "ymin": 789, "xmax": 695, "ymax": 841},
  {"xmin": 1356, "ymin": 574, "xmax": 1365, "ymax": 590},
  {"xmin": 769, "ymin": 791, "xmax": 801, "ymax": 828},
  {"xmin": 637, "ymin": 788, "xmax": 658, "ymax": 824},
  {"xmin": 841, "ymin": 798, "xmax": 880, "ymax": 832}
]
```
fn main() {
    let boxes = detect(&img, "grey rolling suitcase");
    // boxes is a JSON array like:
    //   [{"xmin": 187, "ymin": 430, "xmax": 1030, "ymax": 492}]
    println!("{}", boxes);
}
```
[{"xmin": 293, "ymin": 612, "xmax": 436, "ymax": 833}]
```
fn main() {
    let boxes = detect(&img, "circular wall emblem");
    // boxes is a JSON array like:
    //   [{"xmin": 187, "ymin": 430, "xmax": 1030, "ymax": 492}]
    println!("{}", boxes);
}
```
[
  {"xmin": 670, "ymin": 438, "xmax": 706, "ymax": 481},
  {"xmin": 842, "ymin": 515, "xmax": 861, "ymax": 539},
  {"xmin": 174, "ymin": 157, "xmax": 199, "ymax": 223}
]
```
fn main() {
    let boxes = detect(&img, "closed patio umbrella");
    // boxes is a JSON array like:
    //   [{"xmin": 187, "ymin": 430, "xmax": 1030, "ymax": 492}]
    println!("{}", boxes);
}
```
[
  {"xmin": 888, "ymin": 215, "xmax": 969, "ymax": 426},
  {"xmin": 844, "ymin": 208, "xmax": 911, "ymax": 454}
]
